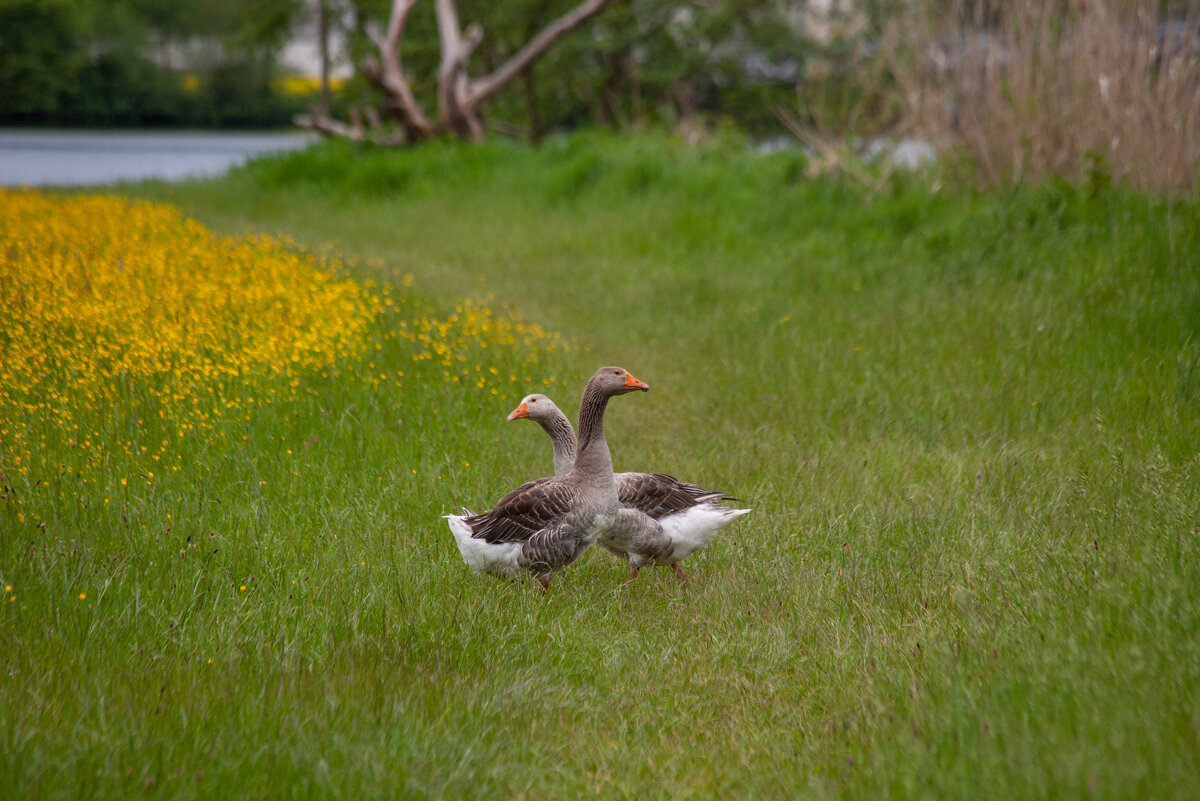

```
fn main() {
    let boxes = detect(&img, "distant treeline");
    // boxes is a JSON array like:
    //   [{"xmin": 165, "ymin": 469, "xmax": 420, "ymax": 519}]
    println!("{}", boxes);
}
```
[
  {"xmin": 0, "ymin": 0, "xmax": 865, "ymax": 133},
  {"xmin": 0, "ymin": 0, "xmax": 319, "ymax": 127}
]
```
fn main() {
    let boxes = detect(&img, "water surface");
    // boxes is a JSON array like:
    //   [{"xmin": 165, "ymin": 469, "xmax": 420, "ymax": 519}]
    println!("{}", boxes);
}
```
[{"xmin": 0, "ymin": 130, "xmax": 312, "ymax": 187}]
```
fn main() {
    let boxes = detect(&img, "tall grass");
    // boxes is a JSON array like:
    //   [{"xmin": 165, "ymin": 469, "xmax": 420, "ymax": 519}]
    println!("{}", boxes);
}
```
[
  {"xmin": 885, "ymin": 0, "xmax": 1200, "ymax": 192},
  {"xmin": 4, "ymin": 134, "xmax": 1199, "ymax": 798}
]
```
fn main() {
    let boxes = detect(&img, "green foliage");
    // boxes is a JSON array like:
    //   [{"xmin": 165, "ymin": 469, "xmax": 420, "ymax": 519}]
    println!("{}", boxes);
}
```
[
  {"xmin": 7, "ymin": 134, "xmax": 1200, "ymax": 798},
  {"xmin": 0, "ymin": 0, "xmax": 82, "ymax": 115},
  {"xmin": 0, "ymin": 0, "xmax": 306, "ymax": 127}
]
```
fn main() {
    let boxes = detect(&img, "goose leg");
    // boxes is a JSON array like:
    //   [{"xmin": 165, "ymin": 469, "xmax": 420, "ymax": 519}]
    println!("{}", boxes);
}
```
[
  {"xmin": 671, "ymin": 562, "xmax": 688, "ymax": 584},
  {"xmin": 624, "ymin": 553, "xmax": 647, "ymax": 584},
  {"xmin": 537, "ymin": 573, "xmax": 553, "ymax": 594}
]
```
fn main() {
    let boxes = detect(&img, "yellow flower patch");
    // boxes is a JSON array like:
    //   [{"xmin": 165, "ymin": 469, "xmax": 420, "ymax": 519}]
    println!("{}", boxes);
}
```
[
  {"xmin": 272, "ymin": 75, "xmax": 347, "ymax": 96},
  {"xmin": 0, "ymin": 189, "xmax": 379, "ymax": 476},
  {"xmin": 0, "ymin": 189, "xmax": 574, "ymax": 537},
  {"xmin": 399, "ymin": 296, "xmax": 566, "ymax": 376}
]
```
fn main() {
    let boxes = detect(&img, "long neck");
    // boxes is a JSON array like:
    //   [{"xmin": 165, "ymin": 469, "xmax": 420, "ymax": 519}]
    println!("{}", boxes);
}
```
[
  {"xmin": 573, "ymin": 380, "xmax": 614, "ymax": 481},
  {"xmin": 537, "ymin": 411, "xmax": 576, "ymax": 478}
]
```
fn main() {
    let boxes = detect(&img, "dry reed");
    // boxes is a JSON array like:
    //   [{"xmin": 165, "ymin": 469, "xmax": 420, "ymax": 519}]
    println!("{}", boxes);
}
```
[{"xmin": 885, "ymin": 0, "xmax": 1200, "ymax": 192}]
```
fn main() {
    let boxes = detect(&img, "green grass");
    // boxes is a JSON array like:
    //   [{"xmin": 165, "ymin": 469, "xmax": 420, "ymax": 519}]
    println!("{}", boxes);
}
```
[{"xmin": 5, "ymin": 131, "xmax": 1200, "ymax": 798}]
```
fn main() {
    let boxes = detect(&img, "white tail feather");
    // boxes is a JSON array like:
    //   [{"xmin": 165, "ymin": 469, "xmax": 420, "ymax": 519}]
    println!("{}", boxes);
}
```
[
  {"xmin": 445, "ymin": 514, "xmax": 523, "ymax": 576},
  {"xmin": 659, "ymin": 504, "xmax": 751, "ymax": 562}
]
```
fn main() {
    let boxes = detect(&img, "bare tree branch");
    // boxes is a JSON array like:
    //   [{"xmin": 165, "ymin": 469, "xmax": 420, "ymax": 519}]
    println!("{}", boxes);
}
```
[
  {"xmin": 295, "ymin": 110, "xmax": 407, "ymax": 147},
  {"xmin": 295, "ymin": 110, "xmax": 362, "ymax": 140},
  {"xmin": 774, "ymin": 105, "xmax": 894, "ymax": 203},
  {"xmin": 377, "ymin": 0, "xmax": 433, "ymax": 138},
  {"xmin": 434, "ymin": 0, "xmax": 485, "ymax": 136},
  {"xmin": 466, "ymin": 0, "xmax": 619, "ymax": 108}
]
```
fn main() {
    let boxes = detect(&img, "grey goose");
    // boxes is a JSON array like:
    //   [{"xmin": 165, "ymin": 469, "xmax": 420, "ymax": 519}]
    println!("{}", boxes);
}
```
[
  {"xmin": 506, "ymin": 392, "xmax": 750, "ymax": 581},
  {"xmin": 445, "ymin": 367, "xmax": 649, "ymax": 589}
]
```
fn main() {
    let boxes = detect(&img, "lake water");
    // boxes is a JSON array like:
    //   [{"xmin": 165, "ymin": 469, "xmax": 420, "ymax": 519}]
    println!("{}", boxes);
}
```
[{"xmin": 0, "ymin": 130, "xmax": 313, "ymax": 187}]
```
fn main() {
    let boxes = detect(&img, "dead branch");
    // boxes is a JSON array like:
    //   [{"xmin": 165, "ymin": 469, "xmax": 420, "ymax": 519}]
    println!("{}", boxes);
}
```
[
  {"xmin": 774, "ymin": 106, "xmax": 895, "ymax": 203},
  {"xmin": 293, "ymin": 110, "xmax": 407, "ymax": 147},
  {"xmin": 377, "ymin": 0, "xmax": 434, "ymax": 139},
  {"xmin": 466, "ymin": 0, "xmax": 618, "ymax": 108}
]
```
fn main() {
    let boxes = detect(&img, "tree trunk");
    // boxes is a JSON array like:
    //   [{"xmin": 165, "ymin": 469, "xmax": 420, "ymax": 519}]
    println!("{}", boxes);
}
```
[
  {"xmin": 317, "ymin": 0, "xmax": 331, "ymax": 116},
  {"xmin": 522, "ymin": 67, "xmax": 542, "ymax": 142},
  {"xmin": 599, "ymin": 51, "xmax": 624, "ymax": 129}
]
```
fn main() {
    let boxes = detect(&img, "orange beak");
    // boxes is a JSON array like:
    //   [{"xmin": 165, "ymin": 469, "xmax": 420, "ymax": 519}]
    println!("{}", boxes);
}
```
[
  {"xmin": 507, "ymin": 401, "xmax": 530, "ymax": 421},
  {"xmin": 624, "ymin": 372, "xmax": 650, "ymax": 392}
]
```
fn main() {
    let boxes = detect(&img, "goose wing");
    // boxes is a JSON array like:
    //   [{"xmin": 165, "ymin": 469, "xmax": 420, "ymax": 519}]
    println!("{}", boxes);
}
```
[
  {"xmin": 522, "ymin": 521, "xmax": 587, "ymax": 571},
  {"xmin": 616, "ymin": 472, "xmax": 732, "ymax": 520},
  {"xmin": 464, "ymin": 477, "xmax": 574, "ymax": 544}
]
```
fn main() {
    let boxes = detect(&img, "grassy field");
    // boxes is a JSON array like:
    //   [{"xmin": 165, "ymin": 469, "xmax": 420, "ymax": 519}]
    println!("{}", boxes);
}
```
[{"xmin": 3, "ymin": 132, "xmax": 1199, "ymax": 798}]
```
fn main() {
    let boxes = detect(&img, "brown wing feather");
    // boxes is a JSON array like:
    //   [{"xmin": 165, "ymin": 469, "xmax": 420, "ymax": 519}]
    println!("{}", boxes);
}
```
[
  {"xmin": 464, "ymin": 477, "xmax": 575, "ymax": 544},
  {"xmin": 616, "ymin": 472, "xmax": 733, "ymax": 520}
]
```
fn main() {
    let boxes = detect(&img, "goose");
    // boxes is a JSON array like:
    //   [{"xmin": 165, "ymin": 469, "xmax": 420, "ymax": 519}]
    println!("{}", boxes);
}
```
[
  {"xmin": 445, "ymin": 367, "xmax": 649, "ymax": 590},
  {"xmin": 507, "ymin": 393, "xmax": 750, "ymax": 582}
]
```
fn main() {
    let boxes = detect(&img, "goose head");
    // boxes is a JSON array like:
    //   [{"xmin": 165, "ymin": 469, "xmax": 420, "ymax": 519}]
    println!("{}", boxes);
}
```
[
  {"xmin": 592, "ymin": 366, "xmax": 650, "ymax": 396},
  {"xmin": 507, "ymin": 393, "xmax": 561, "ymax": 422}
]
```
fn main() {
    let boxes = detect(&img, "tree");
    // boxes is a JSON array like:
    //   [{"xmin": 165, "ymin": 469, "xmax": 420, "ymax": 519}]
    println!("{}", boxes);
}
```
[
  {"xmin": 0, "ymin": 0, "xmax": 306, "ymax": 127},
  {"xmin": 296, "ymin": 0, "xmax": 621, "ymax": 143},
  {"xmin": 0, "ymin": 0, "xmax": 82, "ymax": 119}
]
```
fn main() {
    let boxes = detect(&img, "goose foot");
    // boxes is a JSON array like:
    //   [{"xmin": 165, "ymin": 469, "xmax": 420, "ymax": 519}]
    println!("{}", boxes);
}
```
[
  {"xmin": 537, "ymin": 574, "xmax": 553, "ymax": 594},
  {"xmin": 671, "ymin": 562, "xmax": 688, "ymax": 584},
  {"xmin": 624, "ymin": 565, "xmax": 641, "ymax": 585}
]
